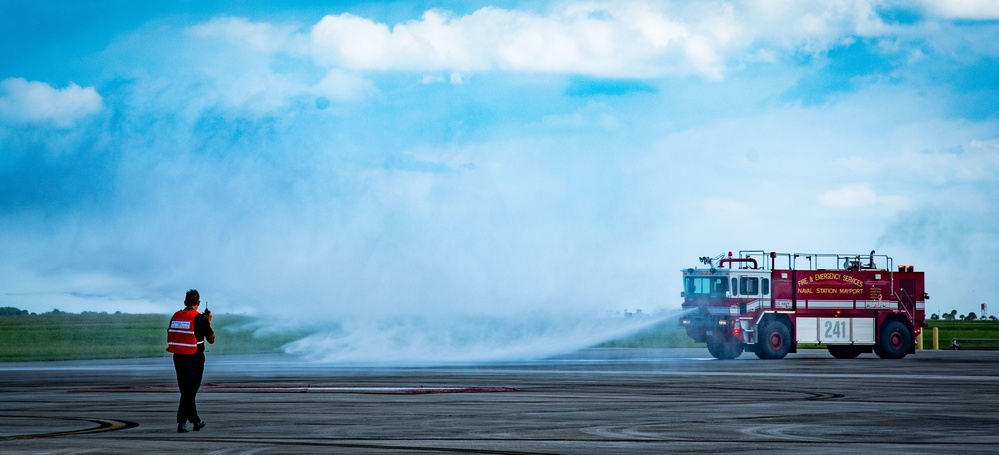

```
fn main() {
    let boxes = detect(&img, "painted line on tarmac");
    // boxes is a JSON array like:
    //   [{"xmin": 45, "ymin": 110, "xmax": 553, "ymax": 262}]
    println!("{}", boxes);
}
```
[
  {"xmin": 85, "ymin": 384, "xmax": 519, "ymax": 394},
  {"xmin": 135, "ymin": 436, "xmax": 565, "ymax": 455},
  {"xmin": 0, "ymin": 416, "xmax": 139, "ymax": 441}
]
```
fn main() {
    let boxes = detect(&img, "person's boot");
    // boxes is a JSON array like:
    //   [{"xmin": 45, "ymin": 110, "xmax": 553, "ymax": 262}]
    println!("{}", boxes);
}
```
[
  {"xmin": 177, "ymin": 423, "xmax": 188, "ymax": 433},
  {"xmin": 193, "ymin": 420, "xmax": 206, "ymax": 431}
]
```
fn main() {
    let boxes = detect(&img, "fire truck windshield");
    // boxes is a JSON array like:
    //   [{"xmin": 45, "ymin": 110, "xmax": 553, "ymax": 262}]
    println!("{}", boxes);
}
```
[{"xmin": 684, "ymin": 276, "xmax": 728, "ymax": 297}]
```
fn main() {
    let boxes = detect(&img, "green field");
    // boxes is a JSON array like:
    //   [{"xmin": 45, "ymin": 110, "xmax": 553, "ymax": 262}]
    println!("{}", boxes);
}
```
[
  {"xmin": 2, "ymin": 314, "xmax": 996, "ymax": 361},
  {"xmin": 921, "ymin": 320, "xmax": 999, "ymax": 349},
  {"xmin": 0, "ymin": 313, "xmax": 305, "ymax": 362}
]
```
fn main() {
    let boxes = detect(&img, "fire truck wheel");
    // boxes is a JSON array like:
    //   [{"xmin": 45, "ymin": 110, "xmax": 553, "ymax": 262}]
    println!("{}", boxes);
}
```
[
  {"xmin": 827, "ymin": 345, "xmax": 863, "ymax": 359},
  {"xmin": 875, "ymin": 320, "xmax": 911, "ymax": 359},
  {"xmin": 707, "ymin": 340, "xmax": 744, "ymax": 360},
  {"xmin": 756, "ymin": 319, "xmax": 791, "ymax": 360}
]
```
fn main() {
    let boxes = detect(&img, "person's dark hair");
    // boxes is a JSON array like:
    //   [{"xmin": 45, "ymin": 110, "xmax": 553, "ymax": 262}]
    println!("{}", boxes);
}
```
[{"xmin": 184, "ymin": 289, "xmax": 200, "ymax": 307}]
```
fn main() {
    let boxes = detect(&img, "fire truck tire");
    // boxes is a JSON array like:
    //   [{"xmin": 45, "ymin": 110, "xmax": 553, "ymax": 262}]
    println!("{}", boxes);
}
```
[
  {"xmin": 827, "ymin": 345, "xmax": 863, "ymax": 359},
  {"xmin": 707, "ymin": 340, "xmax": 744, "ymax": 360},
  {"xmin": 875, "ymin": 320, "xmax": 911, "ymax": 359},
  {"xmin": 755, "ymin": 319, "xmax": 792, "ymax": 360}
]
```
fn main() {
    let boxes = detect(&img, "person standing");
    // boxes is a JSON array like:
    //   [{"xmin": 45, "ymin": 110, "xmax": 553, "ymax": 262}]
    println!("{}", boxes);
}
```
[{"xmin": 166, "ymin": 289, "xmax": 215, "ymax": 433}]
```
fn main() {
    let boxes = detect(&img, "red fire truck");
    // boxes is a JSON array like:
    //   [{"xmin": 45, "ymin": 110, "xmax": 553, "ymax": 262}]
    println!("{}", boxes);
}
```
[{"xmin": 679, "ymin": 250, "xmax": 927, "ymax": 360}]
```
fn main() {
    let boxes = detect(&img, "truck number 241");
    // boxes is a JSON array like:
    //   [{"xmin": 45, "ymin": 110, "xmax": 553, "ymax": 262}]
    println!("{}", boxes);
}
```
[{"xmin": 824, "ymin": 320, "xmax": 848, "ymax": 339}]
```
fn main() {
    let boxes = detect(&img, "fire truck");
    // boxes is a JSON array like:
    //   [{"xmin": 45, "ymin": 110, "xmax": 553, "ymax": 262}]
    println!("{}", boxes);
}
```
[{"xmin": 679, "ymin": 250, "xmax": 927, "ymax": 360}]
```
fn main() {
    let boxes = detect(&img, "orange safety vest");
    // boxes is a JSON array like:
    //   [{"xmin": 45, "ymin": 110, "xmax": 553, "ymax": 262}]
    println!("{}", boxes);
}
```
[{"xmin": 166, "ymin": 309, "xmax": 203, "ymax": 354}]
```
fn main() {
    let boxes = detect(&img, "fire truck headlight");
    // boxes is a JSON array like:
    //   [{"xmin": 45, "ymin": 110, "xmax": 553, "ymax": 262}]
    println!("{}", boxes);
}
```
[
  {"xmin": 680, "ymin": 318, "xmax": 690, "ymax": 325},
  {"xmin": 718, "ymin": 320, "xmax": 728, "ymax": 326}
]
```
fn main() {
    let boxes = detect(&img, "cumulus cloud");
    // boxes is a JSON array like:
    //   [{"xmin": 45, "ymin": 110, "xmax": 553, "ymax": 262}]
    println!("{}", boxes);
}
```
[
  {"xmin": 97, "ymin": 0, "xmax": 991, "ymax": 117},
  {"xmin": 0, "ymin": 78, "xmax": 102, "ymax": 127},
  {"xmin": 305, "ymin": 2, "xmax": 893, "ymax": 79},
  {"xmin": 79, "ymin": 1, "xmax": 996, "ymax": 123}
]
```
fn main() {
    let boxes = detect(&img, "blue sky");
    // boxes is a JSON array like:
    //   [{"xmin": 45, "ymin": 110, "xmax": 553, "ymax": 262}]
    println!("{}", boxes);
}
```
[{"xmin": 2, "ymin": 1, "xmax": 998, "ymax": 360}]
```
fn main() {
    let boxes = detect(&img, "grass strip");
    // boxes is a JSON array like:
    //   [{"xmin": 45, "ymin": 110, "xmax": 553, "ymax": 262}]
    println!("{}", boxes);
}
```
[{"xmin": 0, "ymin": 313, "xmax": 304, "ymax": 362}]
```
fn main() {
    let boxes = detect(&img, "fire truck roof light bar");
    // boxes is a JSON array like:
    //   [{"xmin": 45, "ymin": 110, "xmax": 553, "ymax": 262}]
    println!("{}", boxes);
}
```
[
  {"xmin": 718, "ymin": 257, "xmax": 759, "ymax": 269},
  {"xmin": 736, "ymin": 250, "xmax": 897, "ymax": 272}
]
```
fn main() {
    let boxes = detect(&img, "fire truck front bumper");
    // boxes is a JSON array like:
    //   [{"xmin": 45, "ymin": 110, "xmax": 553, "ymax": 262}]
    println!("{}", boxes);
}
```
[{"xmin": 680, "ymin": 315, "xmax": 745, "ymax": 343}]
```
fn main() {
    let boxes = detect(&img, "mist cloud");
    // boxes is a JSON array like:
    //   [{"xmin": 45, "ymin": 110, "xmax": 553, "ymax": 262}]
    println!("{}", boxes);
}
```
[{"xmin": 917, "ymin": 0, "xmax": 999, "ymax": 20}]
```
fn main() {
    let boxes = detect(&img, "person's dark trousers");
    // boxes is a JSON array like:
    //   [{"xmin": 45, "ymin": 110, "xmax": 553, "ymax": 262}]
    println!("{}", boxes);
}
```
[{"xmin": 173, "ymin": 352, "xmax": 205, "ymax": 424}]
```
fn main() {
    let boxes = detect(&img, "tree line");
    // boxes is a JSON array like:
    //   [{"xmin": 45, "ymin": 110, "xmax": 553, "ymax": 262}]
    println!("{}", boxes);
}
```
[
  {"xmin": 929, "ymin": 310, "xmax": 995, "ymax": 321},
  {"xmin": 0, "ymin": 307, "xmax": 121, "ymax": 316}
]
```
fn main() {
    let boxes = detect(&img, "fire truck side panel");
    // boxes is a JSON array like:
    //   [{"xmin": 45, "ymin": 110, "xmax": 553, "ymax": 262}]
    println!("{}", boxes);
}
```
[
  {"xmin": 893, "ymin": 271, "xmax": 926, "ymax": 318},
  {"xmin": 772, "ymin": 272, "xmax": 793, "ymax": 311},
  {"xmin": 797, "ymin": 317, "xmax": 818, "ymax": 343},
  {"xmin": 796, "ymin": 317, "xmax": 876, "ymax": 344},
  {"xmin": 851, "ymin": 318, "xmax": 876, "ymax": 343}
]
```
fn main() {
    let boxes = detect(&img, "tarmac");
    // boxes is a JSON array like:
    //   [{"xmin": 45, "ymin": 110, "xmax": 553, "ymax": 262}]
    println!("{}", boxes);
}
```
[{"xmin": 2, "ymin": 347, "xmax": 998, "ymax": 454}]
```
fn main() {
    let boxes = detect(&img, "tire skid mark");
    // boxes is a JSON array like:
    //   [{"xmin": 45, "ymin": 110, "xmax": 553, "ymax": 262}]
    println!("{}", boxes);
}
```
[{"xmin": 0, "ymin": 416, "xmax": 139, "ymax": 441}]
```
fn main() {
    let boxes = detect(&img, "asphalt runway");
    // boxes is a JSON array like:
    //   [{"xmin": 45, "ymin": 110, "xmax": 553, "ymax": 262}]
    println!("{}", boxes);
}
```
[{"xmin": 2, "ymin": 348, "xmax": 998, "ymax": 454}]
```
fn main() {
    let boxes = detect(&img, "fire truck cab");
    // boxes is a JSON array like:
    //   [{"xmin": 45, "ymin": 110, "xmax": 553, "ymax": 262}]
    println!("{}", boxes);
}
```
[{"xmin": 680, "ymin": 250, "xmax": 927, "ymax": 360}]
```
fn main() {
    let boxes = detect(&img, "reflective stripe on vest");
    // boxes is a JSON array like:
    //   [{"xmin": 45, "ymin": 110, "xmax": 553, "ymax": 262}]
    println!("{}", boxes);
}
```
[{"xmin": 166, "ymin": 309, "xmax": 202, "ymax": 354}]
